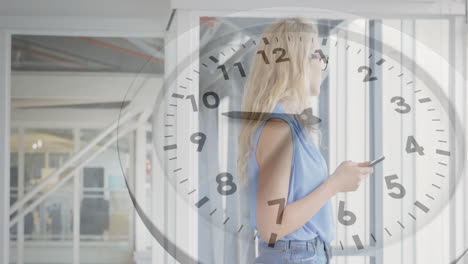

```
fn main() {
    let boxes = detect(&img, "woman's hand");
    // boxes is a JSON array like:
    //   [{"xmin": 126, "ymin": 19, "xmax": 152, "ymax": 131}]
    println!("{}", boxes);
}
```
[{"xmin": 328, "ymin": 160, "xmax": 374, "ymax": 193}]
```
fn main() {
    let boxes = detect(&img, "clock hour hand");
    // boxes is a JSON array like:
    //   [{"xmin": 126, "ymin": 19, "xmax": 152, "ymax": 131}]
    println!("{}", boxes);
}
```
[{"xmin": 222, "ymin": 108, "xmax": 321, "ymax": 125}]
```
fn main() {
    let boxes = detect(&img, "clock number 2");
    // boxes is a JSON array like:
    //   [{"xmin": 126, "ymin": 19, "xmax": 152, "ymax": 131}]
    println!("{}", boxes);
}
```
[
  {"xmin": 267, "ymin": 198, "xmax": 286, "ymax": 247},
  {"xmin": 216, "ymin": 173, "xmax": 237, "ymax": 195},
  {"xmin": 358, "ymin": 66, "xmax": 378, "ymax": 82}
]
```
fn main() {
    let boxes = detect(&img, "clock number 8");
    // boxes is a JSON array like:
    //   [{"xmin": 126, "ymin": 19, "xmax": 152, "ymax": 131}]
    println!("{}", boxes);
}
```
[{"xmin": 216, "ymin": 173, "xmax": 237, "ymax": 195}]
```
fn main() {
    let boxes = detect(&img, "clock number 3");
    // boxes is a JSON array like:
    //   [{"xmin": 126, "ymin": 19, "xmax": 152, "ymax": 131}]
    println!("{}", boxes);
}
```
[
  {"xmin": 391, "ymin": 96, "xmax": 412, "ymax": 114},
  {"xmin": 266, "ymin": 198, "xmax": 286, "ymax": 247},
  {"xmin": 216, "ymin": 173, "xmax": 237, "ymax": 195}
]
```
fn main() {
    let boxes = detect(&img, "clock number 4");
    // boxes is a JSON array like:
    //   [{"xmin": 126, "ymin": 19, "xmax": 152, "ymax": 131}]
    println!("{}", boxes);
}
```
[
  {"xmin": 217, "ymin": 62, "xmax": 246, "ymax": 80},
  {"xmin": 185, "ymin": 92, "xmax": 220, "ymax": 112},
  {"xmin": 358, "ymin": 66, "xmax": 378, "ymax": 82},
  {"xmin": 257, "ymin": 48, "xmax": 290, "ymax": 65},
  {"xmin": 384, "ymin": 174, "xmax": 406, "ymax": 199},
  {"xmin": 267, "ymin": 198, "xmax": 286, "ymax": 247},
  {"xmin": 406, "ymin": 135, "xmax": 424, "ymax": 155}
]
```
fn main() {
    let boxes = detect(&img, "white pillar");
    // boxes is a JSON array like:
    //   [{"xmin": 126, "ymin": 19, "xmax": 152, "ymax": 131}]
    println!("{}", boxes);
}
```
[
  {"xmin": 73, "ymin": 128, "xmax": 81, "ymax": 264},
  {"xmin": 17, "ymin": 128, "xmax": 25, "ymax": 264},
  {"xmin": 0, "ymin": 29, "xmax": 11, "ymax": 264}
]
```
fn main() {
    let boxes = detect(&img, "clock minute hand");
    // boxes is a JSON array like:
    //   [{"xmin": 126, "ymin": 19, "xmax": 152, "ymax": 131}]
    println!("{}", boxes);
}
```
[{"xmin": 222, "ymin": 108, "xmax": 321, "ymax": 125}]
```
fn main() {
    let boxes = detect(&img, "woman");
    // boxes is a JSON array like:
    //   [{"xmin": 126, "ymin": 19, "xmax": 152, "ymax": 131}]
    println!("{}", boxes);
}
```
[{"xmin": 237, "ymin": 18, "xmax": 374, "ymax": 264}]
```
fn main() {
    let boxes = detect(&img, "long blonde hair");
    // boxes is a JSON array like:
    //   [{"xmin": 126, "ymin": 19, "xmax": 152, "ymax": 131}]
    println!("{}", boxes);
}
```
[{"xmin": 237, "ymin": 17, "xmax": 319, "ymax": 185}]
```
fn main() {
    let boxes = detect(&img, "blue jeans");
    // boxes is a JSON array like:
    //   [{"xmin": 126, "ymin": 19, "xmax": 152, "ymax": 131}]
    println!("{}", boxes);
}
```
[{"xmin": 254, "ymin": 237, "xmax": 332, "ymax": 264}]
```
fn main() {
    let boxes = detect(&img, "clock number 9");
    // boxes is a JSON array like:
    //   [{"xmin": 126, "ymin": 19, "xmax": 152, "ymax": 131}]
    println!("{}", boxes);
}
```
[
  {"xmin": 384, "ymin": 174, "xmax": 406, "ymax": 199},
  {"xmin": 186, "ymin": 92, "xmax": 220, "ymax": 112},
  {"xmin": 338, "ymin": 201, "xmax": 356, "ymax": 226},
  {"xmin": 216, "ymin": 173, "xmax": 237, "ymax": 195},
  {"xmin": 190, "ymin": 132, "xmax": 206, "ymax": 152},
  {"xmin": 266, "ymin": 198, "xmax": 286, "ymax": 247},
  {"xmin": 391, "ymin": 96, "xmax": 411, "ymax": 114}
]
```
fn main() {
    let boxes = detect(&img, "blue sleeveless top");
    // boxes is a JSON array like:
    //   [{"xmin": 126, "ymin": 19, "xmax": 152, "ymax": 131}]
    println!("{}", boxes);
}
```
[{"xmin": 247, "ymin": 101, "xmax": 335, "ymax": 243}]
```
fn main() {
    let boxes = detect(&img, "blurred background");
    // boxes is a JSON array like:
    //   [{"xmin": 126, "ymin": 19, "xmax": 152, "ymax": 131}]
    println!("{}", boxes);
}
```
[{"xmin": 0, "ymin": 0, "xmax": 468, "ymax": 264}]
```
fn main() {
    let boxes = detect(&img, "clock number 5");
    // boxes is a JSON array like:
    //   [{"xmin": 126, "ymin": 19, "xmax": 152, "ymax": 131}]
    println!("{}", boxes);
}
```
[
  {"xmin": 385, "ymin": 174, "xmax": 406, "ymax": 199},
  {"xmin": 391, "ymin": 96, "xmax": 411, "ymax": 114},
  {"xmin": 267, "ymin": 198, "xmax": 286, "ymax": 247}
]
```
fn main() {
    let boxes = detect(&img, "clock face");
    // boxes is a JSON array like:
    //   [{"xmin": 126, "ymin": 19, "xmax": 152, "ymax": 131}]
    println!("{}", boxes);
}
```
[{"xmin": 119, "ymin": 17, "xmax": 466, "ymax": 263}]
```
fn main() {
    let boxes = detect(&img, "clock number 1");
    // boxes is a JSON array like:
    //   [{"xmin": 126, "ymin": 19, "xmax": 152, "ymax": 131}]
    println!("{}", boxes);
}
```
[{"xmin": 267, "ymin": 198, "xmax": 286, "ymax": 247}]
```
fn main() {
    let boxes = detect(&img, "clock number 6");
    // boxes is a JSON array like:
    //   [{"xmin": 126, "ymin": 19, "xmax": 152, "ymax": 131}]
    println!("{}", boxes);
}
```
[
  {"xmin": 384, "ymin": 174, "xmax": 406, "ymax": 199},
  {"xmin": 338, "ymin": 201, "xmax": 356, "ymax": 226},
  {"xmin": 391, "ymin": 96, "xmax": 411, "ymax": 114},
  {"xmin": 267, "ymin": 198, "xmax": 286, "ymax": 247},
  {"xmin": 216, "ymin": 173, "xmax": 237, "ymax": 195}
]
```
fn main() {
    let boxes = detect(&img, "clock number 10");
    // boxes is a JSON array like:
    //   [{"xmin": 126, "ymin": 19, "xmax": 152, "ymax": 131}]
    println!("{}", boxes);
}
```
[{"xmin": 185, "ymin": 92, "xmax": 220, "ymax": 112}]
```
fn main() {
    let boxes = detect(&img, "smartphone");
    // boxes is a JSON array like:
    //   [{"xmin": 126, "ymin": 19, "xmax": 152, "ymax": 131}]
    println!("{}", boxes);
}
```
[{"xmin": 368, "ymin": 156, "xmax": 385, "ymax": 167}]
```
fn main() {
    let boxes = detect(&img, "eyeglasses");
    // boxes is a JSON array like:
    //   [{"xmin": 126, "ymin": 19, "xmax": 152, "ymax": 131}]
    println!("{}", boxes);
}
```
[{"xmin": 309, "ymin": 50, "xmax": 329, "ymax": 71}]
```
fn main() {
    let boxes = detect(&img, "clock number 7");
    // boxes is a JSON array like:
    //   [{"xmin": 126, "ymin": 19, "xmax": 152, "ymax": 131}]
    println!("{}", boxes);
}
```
[{"xmin": 266, "ymin": 198, "xmax": 285, "ymax": 247}]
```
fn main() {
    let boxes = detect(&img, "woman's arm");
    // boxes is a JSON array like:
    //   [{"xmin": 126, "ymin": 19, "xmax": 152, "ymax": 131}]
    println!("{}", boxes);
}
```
[{"xmin": 255, "ymin": 118, "xmax": 372, "ymax": 243}]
